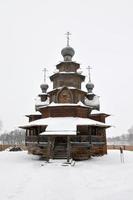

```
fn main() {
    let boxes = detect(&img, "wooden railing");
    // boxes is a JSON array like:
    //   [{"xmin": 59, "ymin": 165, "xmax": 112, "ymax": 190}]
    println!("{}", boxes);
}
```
[
  {"xmin": 25, "ymin": 135, "xmax": 105, "ymax": 145},
  {"xmin": 25, "ymin": 136, "xmax": 48, "ymax": 143},
  {"xmin": 91, "ymin": 136, "xmax": 105, "ymax": 143}
]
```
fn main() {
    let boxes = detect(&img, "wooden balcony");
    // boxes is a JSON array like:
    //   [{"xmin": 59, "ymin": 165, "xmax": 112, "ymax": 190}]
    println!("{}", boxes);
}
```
[
  {"xmin": 25, "ymin": 136, "xmax": 48, "ymax": 145},
  {"xmin": 25, "ymin": 135, "xmax": 105, "ymax": 146},
  {"xmin": 91, "ymin": 135, "xmax": 105, "ymax": 144}
]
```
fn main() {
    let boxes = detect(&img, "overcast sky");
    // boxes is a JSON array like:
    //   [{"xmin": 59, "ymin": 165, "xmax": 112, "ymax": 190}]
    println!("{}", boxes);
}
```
[{"xmin": 0, "ymin": 0, "xmax": 133, "ymax": 137}]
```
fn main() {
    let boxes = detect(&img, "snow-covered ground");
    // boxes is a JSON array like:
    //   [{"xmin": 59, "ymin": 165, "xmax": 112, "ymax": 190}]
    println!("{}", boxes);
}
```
[{"xmin": 0, "ymin": 150, "xmax": 133, "ymax": 200}]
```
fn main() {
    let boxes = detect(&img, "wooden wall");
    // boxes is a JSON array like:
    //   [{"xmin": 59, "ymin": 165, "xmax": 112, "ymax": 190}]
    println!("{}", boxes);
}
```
[{"xmin": 40, "ymin": 106, "xmax": 90, "ymax": 118}]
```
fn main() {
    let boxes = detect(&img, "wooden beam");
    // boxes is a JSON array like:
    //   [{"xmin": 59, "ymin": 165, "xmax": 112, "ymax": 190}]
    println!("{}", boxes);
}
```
[
  {"xmin": 70, "ymin": 142, "xmax": 91, "ymax": 147},
  {"xmin": 67, "ymin": 136, "xmax": 70, "ymax": 163}
]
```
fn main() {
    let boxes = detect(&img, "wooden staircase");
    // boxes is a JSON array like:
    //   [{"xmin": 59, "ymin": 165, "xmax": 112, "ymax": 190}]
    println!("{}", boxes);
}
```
[{"xmin": 53, "ymin": 143, "xmax": 67, "ymax": 159}]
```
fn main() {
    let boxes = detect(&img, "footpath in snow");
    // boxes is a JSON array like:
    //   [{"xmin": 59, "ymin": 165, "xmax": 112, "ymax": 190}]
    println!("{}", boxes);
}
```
[{"xmin": 0, "ymin": 150, "xmax": 133, "ymax": 200}]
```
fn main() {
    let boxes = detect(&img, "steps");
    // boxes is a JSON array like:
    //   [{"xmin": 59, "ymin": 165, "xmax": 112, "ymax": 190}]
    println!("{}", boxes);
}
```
[{"xmin": 53, "ymin": 144, "xmax": 67, "ymax": 159}]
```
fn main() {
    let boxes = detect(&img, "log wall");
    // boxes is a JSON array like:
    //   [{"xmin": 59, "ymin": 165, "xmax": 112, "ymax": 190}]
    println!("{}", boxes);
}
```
[{"xmin": 25, "ymin": 135, "xmax": 107, "ymax": 160}]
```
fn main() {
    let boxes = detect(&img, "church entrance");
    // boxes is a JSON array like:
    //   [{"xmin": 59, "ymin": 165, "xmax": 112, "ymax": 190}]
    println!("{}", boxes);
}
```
[{"xmin": 53, "ymin": 136, "xmax": 67, "ymax": 159}]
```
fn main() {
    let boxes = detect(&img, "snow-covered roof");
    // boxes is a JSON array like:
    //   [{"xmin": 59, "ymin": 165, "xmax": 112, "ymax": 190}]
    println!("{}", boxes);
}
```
[
  {"xmin": 87, "ymin": 92, "xmax": 94, "ymax": 95},
  {"xmin": 58, "ymin": 72, "xmax": 76, "ymax": 74},
  {"xmin": 40, "ymin": 131, "xmax": 76, "ymax": 136},
  {"xmin": 38, "ymin": 93, "xmax": 47, "ymax": 96},
  {"xmin": 53, "ymin": 71, "xmax": 82, "ymax": 75},
  {"xmin": 84, "ymin": 96, "xmax": 100, "ymax": 107},
  {"xmin": 44, "ymin": 101, "xmax": 88, "ymax": 108},
  {"xmin": 36, "ymin": 101, "xmax": 48, "ymax": 106},
  {"xmin": 20, "ymin": 117, "xmax": 110, "ymax": 130},
  {"xmin": 35, "ymin": 101, "xmax": 91, "ymax": 108},
  {"xmin": 25, "ymin": 111, "xmax": 42, "ymax": 116},
  {"xmin": 52, "ymin": 72, "xmax": 83, "ymax": 75},
  {"xmin": 91, "ymin": 110, "xmax": 110, "ymax": 115},
  {"xmin": 35, "ymin": 98, "xmax": 49, "ymax": 108},
  {"xmin": 48, "ymin": 87, "xmax": 86, "ymax": 93}
]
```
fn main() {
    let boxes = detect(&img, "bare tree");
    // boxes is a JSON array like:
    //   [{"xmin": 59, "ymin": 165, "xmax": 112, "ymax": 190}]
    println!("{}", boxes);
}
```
[
  {"xmin": 0, "ymin": 129, "xmax": 25, "ymax": 145},
  {"xmin": 107, "ymin": 125, "xmax": 133, "ymax": 145}
]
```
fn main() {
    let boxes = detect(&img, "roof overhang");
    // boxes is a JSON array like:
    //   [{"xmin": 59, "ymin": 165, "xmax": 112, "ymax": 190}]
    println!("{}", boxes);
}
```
[
  {"xmin": 48, "ymin": 87, "xmax": 87, "ymax": 95},
  {"xmin": 19, "ymin": 117, "xmax": 111, "ymax": 130},
  {"xmin": 40, "ymin": 131, "xmax": 76, "ymax": 136},
  {"xmin": 50, "ymin": 72, "xmax": 85, "ymax": 81}
]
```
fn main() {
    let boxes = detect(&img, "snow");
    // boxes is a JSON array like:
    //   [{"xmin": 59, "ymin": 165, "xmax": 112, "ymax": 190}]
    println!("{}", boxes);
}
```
[
  {"xmin": 91, "ymin": 110, "xmax": 110, "ymax": 115},
  {"xmin": 41, "ymin": 131, "xmax": 76, "ymax": 135},
  {"xmin": 35, "ymin": 97, "xmax": 49, "ymax": 108},
  {"xmin": 47, "ymin": 102, "xmax": 79, "ymax": 107},
  {"xmin": 56, "ymin": 72, "xmax": 83, "ymax": 75},
  {"xmin": 48, "ymin": 86, "xmax": 86, "ymax": 93},
  {"xmin": 20, "ymin": 117, "xmax": 109, "ymax": 129},
  {"xmin": 38, "ymin": 93, "xmax": 47, "ymax": 95},
  {"xmin": 84, "ymin": 95, "xmax": 100, "ymax": 107},
  {"xmin": 45, "ymin": 101, "xmax": 88, "ymax": 107},
  {"xmin": 58, "ymin": 72, "xmax": 76, "ymax": 74},
  {"xmin": 25, "ymin": 111, "xmax": 41, "ymax": 116},
  {"xmin": 0, "ymin": 150, "xmax": 133, "ymax": 200}
]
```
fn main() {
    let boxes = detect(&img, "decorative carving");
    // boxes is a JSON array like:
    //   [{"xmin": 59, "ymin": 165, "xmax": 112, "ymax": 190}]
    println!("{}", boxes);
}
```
[{"xmin": 57, "ymin": 87, "xmax": 73, "ymax": 103}]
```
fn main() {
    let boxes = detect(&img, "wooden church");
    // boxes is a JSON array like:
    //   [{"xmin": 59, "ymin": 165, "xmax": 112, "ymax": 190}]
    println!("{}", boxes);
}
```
[{"xmin": 20, "ymin": 33, "xmax": 110, "ymax": 161}]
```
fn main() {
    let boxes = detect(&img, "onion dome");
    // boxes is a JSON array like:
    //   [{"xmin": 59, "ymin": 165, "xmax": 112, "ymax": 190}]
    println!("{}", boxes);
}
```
[
  {"xmin": 86, "ymin": 81, "xmax": 94, "ymax": 93},
  {"xmin": 61, "ymin": 46, "xmax": 75, "ymax": 61},
  {"xmin": 40, "ymin": 83, "xmax": 48, "ymax": 93}
]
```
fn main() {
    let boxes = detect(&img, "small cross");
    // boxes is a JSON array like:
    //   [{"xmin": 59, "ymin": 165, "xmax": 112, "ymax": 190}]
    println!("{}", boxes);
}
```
[
  {"xmin": 42, "ymin": 68, "xmax": 47, "ymax": 83},
  {"xmin": 86, "ymin": 66, "xmax": 92, "ymax": 82},
  {"xmin": 65, "ymin": 31, "xmax": 71, "ymax": 46}
]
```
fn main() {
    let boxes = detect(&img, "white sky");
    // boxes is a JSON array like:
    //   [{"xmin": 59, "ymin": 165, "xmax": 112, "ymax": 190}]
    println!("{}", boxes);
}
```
[{"xmin": 0, "ymin": 0, "xmax": 133, "ymax": 137}]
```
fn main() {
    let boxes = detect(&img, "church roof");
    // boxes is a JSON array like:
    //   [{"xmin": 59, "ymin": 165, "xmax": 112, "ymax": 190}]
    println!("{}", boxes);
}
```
[
  {"xmin": 84, "ymin": 96, "xmax": 100, "ymax": 107},
  {"xmin": 48, "ymin": 87, "xmax": 87, "ymax": 94},
  {"xmin": 50, "ymin": 72, "xmax": 85, "ymax": 81},
  {"xmin": 37, "ymin": 101, "xmax": 90, "ymax": 109},
  {"xmin": 56, "ymin": 61, "xmax": 80, "ymax": 69},
  {"xmin": 25, "ymin": 111, "xmax": 42, "ymax": 117},
  {"xmin": 91, "ymin": 110, "xmax": 110, "ymax": 116},
  {"xmin": 40, "ymin": 131, "xmax": 76, "ymax": 136},
  {"xmin": 19, "ymin": 117, "xmax": 110, "ymax": 130}
]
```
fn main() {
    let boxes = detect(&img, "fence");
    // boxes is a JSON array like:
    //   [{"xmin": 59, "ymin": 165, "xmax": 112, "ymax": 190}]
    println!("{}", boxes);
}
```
[{"xmin": 107, "ymin": 145, "xmax": 133, "ymax": 151}]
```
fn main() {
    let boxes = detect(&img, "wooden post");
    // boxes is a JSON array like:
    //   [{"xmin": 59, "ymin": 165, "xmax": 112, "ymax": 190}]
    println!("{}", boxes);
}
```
[
  {"xmin": 88, "ymin": 126, "xmax": 92, "ymax": 157},
  {"xmin": 47, "ymin": 136, "xmax": 51, "ymax": 162},
  {"xmin": 67, "ymin": 136, "xmax": 70, "ymax": 163},
  {"xmin": 51, "ymin": 137, "xmax": 55, "ymax": 159},
  {"xmin": 88, "ymin": 126, "xmax": 92, "ymax": 145},
  {"xmin": 37, "ymin": 127, "xmax": 39, "ymax": 144}
]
